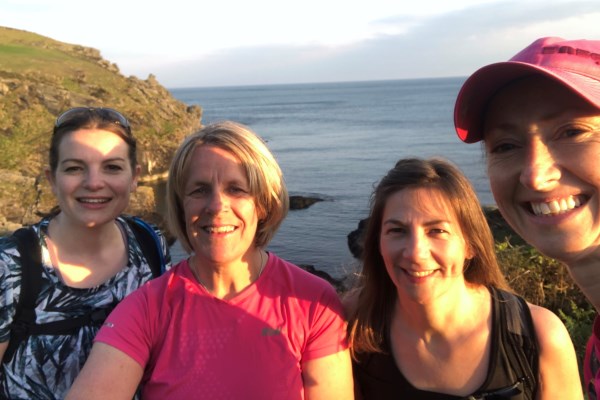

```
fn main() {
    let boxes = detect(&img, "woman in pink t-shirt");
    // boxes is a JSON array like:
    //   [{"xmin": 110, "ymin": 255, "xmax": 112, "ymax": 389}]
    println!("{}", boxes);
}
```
[
  {"xmin": 454, "ymin": 37, "xmax": 600, "ymax": 398},
  {"xmin": 67, "ymin": 121, "xmax": 353, "ymax": 399}
]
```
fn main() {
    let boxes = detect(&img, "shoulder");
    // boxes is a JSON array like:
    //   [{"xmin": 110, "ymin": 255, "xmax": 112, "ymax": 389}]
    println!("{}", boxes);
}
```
[
  {"xmin": 118, "ymin": 215, "xmax": 172, "ymax": 271},
  {"xmin": 133, "ymin": 260, "xmax": 189, "ymax": 299},
  {"xmin": 0, "ymin": 222, "xmax": 46, "ymax": 273},
  {"xmin": 527, "ymin": 303, "xmax": 572, "ymax": 348}
]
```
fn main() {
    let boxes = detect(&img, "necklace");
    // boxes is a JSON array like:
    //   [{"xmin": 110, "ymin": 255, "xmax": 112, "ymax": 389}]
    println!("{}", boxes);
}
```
[{"xmin": 193, "ymin": 250, "xmax": 265, "ymax": 294}]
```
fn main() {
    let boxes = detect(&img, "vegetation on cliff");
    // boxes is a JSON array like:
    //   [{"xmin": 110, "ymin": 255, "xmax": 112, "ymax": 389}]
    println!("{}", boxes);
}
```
[{"xmin": 0, "ymin": 26, "xmax": 202, "ymax": 230}]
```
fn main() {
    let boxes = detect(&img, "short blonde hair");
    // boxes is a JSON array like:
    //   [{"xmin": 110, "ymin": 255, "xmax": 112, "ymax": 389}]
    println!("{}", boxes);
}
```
[{"xmin": 166, "ymin": 121, "xmax": 289, "ymax": 253}]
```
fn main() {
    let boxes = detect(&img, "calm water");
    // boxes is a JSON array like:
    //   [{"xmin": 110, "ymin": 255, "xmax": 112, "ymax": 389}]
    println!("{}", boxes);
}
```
[{"xmin": 166, "ymin": 78, "xmax": 491, "ymax": 278}]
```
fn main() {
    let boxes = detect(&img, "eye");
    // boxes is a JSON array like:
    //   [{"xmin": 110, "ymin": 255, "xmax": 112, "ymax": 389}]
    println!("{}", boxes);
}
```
[
  {"xmin": 429, "ymin": 228, "xmax": 449, "ymax": 235},
  {"xmin": 228, "ymin": 185, "xmax": 249, "ymax": 196},
  {"xmin": 63, "ymin": 165, "xmax": 83, "ymax": 173},
  {"xmin": 188, "ymin": 185, "xmax": 209, "ymax": 197},
  {"xmin": 384, "ymin": 226, "xmax": 406, "ymax": 235},
  {"xmin": 487, "ymin": 141, "xmax": 519, "ymax": 154},
  {"xmin": 105, "ymin": 164, "xmax": 124, "ymax": 172},
  {"xmin": 560, "ymin": 127, "xmax": 588, "ymax": 139}
]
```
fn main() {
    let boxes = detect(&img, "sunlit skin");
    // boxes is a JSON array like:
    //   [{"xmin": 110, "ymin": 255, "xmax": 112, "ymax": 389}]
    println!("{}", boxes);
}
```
[
  {"xmin": 379, "ymin": 187, "xmax": 474, "ymax": 306},
  {"xmin": 484, "ymin": 76, "xmax": 600, "ymax": 310},
  {"xmin": 183, "ymin": 145, "xmax": 262, "ymax": 296},
  {"xmin": 44, "ymin": 129, "xmax": 139, "ymax": 286}
]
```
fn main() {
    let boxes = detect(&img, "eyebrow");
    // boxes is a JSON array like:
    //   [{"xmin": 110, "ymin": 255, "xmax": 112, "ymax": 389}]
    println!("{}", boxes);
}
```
[
  {"xmin": 60, "ymin": 157, "xmax": 127, "ymax": 164},
  {"xmin": 382, "ymin": 218, "xmax": 450, "ymax": 227}
]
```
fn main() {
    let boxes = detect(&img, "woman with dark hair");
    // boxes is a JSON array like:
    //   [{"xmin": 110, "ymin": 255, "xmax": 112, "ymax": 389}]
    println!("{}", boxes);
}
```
[
  {"xmin": 346, "ymin": 157, "xmax": 581, "ymax": 399},
  {"xmin": 67, "ymin": 121, "xmax": 353, "ymax": 400},
  {"xmin": 0, "ymin": 107, "xmax": 171, "ymax": 399}
]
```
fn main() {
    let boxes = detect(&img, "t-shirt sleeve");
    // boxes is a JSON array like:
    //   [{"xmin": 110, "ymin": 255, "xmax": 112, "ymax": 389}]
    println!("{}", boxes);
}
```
[
  {"xmin": 302, "ymin": 283, "xmax": 348, "ymax": 362},
  {"xmin": 584, "ymin": 315, "xmax": 600, "ymax": 399},
  {"xmin": 94, "ymin": 284, "xmax": 156, "ymax": 368}
]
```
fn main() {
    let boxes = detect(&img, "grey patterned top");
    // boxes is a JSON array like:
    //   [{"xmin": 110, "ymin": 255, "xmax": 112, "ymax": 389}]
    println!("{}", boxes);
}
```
[{"xmin": 0, "ymin": 216, "xmax": 171, "ymax": 400}]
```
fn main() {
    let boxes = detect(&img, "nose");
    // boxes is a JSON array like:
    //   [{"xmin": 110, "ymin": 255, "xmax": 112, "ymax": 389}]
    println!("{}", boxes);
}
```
[
  {"xmin": 402, "ymin": 231, "xmax": 429, "ymax": 262},
  {"xmin": 519, "ymin": 139, "xmax": 560, "ymax": 191},
  {"xmin": 205, "ymin": 189, "xmax": 229, "ymax": 214},
  {"xmin": 83, "ymin": 169, "xmax": 104, "ymax": 190}
]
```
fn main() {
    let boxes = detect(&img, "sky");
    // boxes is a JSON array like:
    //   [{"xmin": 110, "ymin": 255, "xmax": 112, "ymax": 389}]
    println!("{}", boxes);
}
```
[{"xmin": 1, "ymin": 0, "xmax": 599, "ymax": 88}]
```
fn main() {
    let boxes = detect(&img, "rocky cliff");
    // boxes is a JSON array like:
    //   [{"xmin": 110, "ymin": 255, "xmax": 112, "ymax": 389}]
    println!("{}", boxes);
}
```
[{"xmin": 0, "ymin": 26, "xmax": 202, "ymax": 233}]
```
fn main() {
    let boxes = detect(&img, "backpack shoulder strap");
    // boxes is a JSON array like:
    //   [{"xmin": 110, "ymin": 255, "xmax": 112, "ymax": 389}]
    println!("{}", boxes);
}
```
[
  {"xmin": 493, "ymin": 286, "xmax": 540, "ymax": 399},
  {"xmin": 3, "ymin": 227, "xmax": 44, "ymax": 364},
  {"xmin": 123, "ymin": 215, "xmax": 166, "ymax": 278}
]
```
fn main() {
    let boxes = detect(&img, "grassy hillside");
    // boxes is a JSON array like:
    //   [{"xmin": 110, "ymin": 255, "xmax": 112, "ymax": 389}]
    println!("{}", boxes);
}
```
[{"xmin": 0, "ymin": 26, "xmax": 201, "ymax": 176}]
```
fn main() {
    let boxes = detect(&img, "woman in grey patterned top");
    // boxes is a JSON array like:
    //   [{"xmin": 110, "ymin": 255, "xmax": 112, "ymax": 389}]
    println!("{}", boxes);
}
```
[{"xmin": 0, "ymin": 107, "xmax": 171, "ymax": 400}]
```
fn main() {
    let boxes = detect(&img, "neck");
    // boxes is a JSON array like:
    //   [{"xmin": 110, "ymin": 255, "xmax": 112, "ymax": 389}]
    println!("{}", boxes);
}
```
[
  {"xmin": 45, "ymin": 214, "xmax": 128, "ymax": 288},
  {"xmin": 394, "ymin": 283, "xmax": 488, "ymax": 339},
  {"xmin": 48, "ymin": 214, "xmax": 121, "ymax": 252},
  {"xmin": 191, "ymin": 249, "xmax": 266, "ymax": 300},
  {"xmin": 562, "ymin": 250, "xmax": 600, "ymax": 312}
]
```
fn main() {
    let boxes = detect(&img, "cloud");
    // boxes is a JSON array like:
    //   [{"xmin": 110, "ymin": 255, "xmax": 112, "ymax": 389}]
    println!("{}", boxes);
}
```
[{"xmin": 129, "ymin": 0, "xmax": 600, "ymax": 87}]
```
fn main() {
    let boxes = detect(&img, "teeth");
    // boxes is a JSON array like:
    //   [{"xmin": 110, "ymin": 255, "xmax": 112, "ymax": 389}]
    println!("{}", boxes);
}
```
[
  {"xmin": 530, "ymin": 195, "xmax": 583, "ymax": 216},
  {"xmin": 407, "ymin": 270, "xmax": 435, "ymax": 278},
  {"xmin": 204, "ymin": 226, "xmax": 235, "ymax": 233},
  {"xmin": 79, "ymin": 198, "xmax": 108, "ymax": 203}
]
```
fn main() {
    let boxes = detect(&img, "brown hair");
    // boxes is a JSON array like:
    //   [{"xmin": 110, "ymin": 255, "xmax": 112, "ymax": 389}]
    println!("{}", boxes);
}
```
[
  {"xmin": 347, "ymin": 157, "xmax": 509, "ymax": 357},
  {"xmin": 166, "ymin": 121, "xmax": 289, "ymax": 253}
]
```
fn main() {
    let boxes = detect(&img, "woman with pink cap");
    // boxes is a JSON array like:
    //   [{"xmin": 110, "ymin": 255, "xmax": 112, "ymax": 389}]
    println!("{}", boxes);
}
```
[{"xmin": 454, "ymin": 36, "xmax": 600, "ymax": 399}]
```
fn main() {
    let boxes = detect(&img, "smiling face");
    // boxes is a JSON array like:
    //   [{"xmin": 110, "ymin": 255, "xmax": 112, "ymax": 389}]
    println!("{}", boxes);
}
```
[
  {"xmin": 484, "ymin": 75, "xmax": 600, "ymax": 262},
  {"xmin": 379, "ymin": 187, "xmax": 472, "ymax": 304},
  {"xmin": 182, "ymin": 145, "xmax": 260, "ymax": 266},
  {"xmin": 47, "ymin": 129, "xmax": 139, "ymax": 228}
]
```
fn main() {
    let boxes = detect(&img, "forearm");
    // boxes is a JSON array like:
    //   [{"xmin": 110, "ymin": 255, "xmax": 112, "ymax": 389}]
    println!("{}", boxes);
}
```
[{"xmin": 66, "ymin": 343, "xmax": 143, "ymax": 400}]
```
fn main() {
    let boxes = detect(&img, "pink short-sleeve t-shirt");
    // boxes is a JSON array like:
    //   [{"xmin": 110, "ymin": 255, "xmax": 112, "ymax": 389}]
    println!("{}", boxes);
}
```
[{"xmin": 95, "ymin": 253, "xmax": 348, "ymax": 400}]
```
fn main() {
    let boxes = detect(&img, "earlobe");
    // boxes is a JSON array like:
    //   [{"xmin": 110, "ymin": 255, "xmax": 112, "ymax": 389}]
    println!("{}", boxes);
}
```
[{"xmin": 465, "ymin": 243, "xmax": 476, "ymax": 261}]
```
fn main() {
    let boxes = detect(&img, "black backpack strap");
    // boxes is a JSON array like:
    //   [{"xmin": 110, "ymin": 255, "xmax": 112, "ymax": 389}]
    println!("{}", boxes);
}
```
[
  {"xmin": 123, "ymin": 215, "xmax": 166, "ymax": 278},
  {"xmin": 3, "ymin": 227, "xmax": 43, "ymax": 364},
  {"xmin": 493, "ymin": 287, "xmax": 539, "ymax": 399}
]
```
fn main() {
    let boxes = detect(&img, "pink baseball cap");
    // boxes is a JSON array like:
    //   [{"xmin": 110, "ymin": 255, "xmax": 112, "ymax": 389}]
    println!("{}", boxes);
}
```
[{"xmin": 454, "ymin": 37, "xmax": 600, "ymax": 143}]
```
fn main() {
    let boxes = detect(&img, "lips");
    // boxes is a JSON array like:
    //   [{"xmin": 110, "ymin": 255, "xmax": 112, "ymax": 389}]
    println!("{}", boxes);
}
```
[{"xmin": 529, "ymin": 195, "xmax": 585, "ymax": 216}]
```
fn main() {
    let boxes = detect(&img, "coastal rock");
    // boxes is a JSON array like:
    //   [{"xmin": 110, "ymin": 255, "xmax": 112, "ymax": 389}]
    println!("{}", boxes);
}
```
[
  {"xmin": 289, "ymin": 195, "xmax": 324, "ymax": 210},
  {"xmin": 347, "ymin": 218, "xmax": 368, "ymax": 259},
  {"xmin": 299, "ymin": 264, "xmax": 347, "ymax": 293}
]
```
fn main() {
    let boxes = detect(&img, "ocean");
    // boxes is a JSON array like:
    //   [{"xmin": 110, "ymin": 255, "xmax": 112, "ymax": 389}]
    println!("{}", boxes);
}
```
[{"xmin": 166, "ymin": 78, "xmax": 492, "ymax": 278}]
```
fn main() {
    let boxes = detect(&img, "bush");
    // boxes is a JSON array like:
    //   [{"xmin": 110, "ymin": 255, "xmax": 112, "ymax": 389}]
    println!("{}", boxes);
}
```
[{"xmin": 495, "ymin": 238, "xmax": 595, "ymax": 380}]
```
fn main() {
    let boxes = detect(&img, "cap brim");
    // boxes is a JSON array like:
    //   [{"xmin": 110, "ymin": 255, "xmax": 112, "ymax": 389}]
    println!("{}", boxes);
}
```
[{"xmin": 454, "ymin": 61, "xmax": 600, "ymax": 143}]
